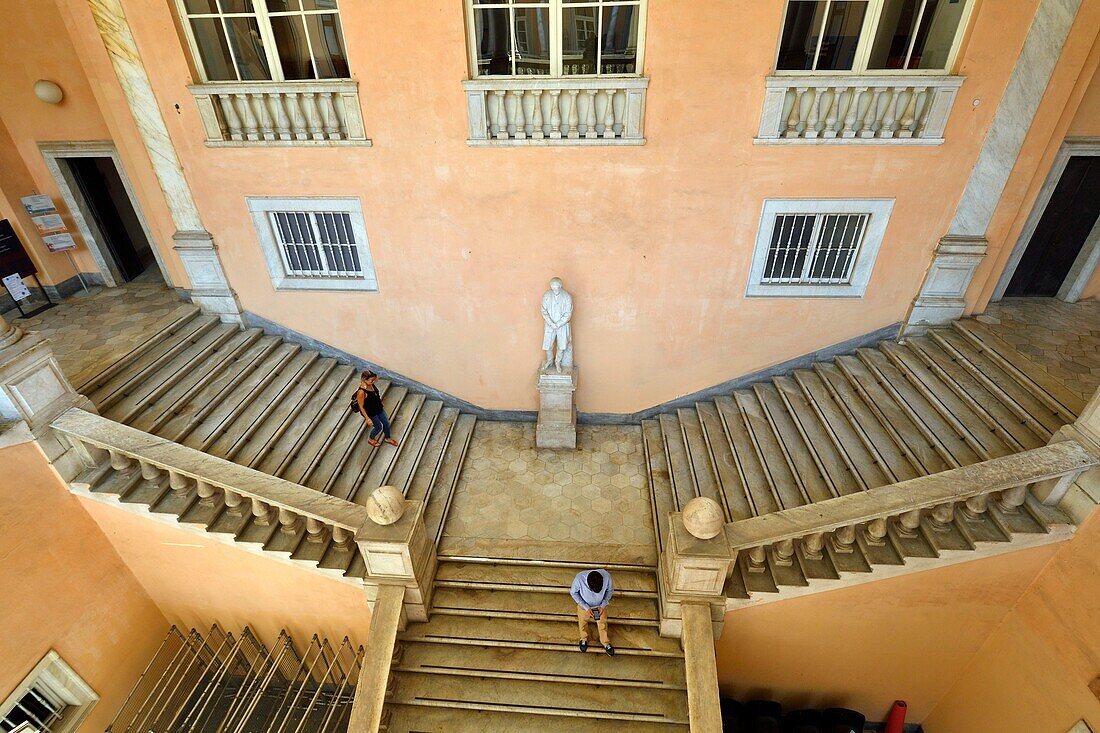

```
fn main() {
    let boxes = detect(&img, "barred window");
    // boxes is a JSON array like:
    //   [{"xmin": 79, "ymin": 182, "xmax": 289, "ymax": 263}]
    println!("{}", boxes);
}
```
[
  {"xmin": 249, "ymin": 197, "xmax": 378, "ymax": 291},
  {"xmin": 762, "ymin": 213, "xmax": 869, "ymax": 285},
  {"xmin": 748, "ymin": 199, "xmax": 893, "ymax": 298},
  {"xmin": 0, "ymin": 652, "xmax": 98, "ymax": 733}
]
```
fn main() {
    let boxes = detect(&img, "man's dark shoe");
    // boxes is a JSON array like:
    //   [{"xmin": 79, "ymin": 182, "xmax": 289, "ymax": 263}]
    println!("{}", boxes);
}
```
[
  {"xmin": 579, "ymin": 640, "xmax": 588, "ymax": 653},
  {"xmin": 604, "ymin": 643, "xmax": 615, "ymax": 657}
]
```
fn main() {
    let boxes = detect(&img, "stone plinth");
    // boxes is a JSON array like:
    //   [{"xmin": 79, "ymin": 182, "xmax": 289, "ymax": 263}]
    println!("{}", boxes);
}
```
[{"xmin": 536, "ymin": 367, "xmax": 577, "ymax": 449}]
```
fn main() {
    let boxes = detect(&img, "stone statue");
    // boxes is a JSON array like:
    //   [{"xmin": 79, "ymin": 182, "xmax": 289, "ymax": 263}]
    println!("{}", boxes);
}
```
[{"xmin": 540, "ymin": 277, "xmax": 573, "ymax": 372}]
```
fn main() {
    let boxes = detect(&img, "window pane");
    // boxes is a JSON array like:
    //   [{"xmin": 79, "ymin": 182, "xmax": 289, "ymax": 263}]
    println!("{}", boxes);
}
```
[
  {"xmin": 266, "ymin": 0, "xmax": 300, "ymax": 10},
  {"xmin": 562, "ymin": 7, "xmax": 598, "ymax": 75},
  {"xmin": 764, "ymin": 215, "xmax": 814, "ymax": 282},
  {"xmin": 777, "ymin": 1, "xmax": 865, "ymax": 71},
  {"xmin": 474, "ymin": 8, "xmax": 513, "ymax": 75},
  {"xmin": 302, "ymin": 0, "xmax": 341, "ymax": 9},
  {"xmin": 184, "ymin": 0, "xmax": 220, "ymax": 13},
  {"xmin": 514, "ymin": 8, "xmax": 550, "ymax": 74},
  {"xmin": 190, "ymin": 18, "xmax": 237, "ymax": 80},
  {"xmin": 270, "ymin": 16, "xmax": 314, "ymax": 78},
  {"xmin": 910, "ymin": 0, "xmax": 965, "ymax": 69},
  {"xmin": 808, "ymin": 214, "xmax": 866, "ymax": 282},
  {"xmin": 305, "ymin": 13, "xmax": 350, "ymax": 77},
  {"xmin": 221, "ymin": 0, "xmax": 255, "ymax": 11},
  {"xmin": 601, "ymin": 5, "xmax": 638, "ymax": 74},
  {"xmin": 868, "ymin": 0, "xmax": 919, "ymax": 69},
  {"xmin": 225, "ymin": 16, "xmax": 272, "ymax": 79}
]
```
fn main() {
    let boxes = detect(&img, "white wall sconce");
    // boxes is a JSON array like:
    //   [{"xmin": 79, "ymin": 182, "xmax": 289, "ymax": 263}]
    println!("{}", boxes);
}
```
[{"xmin": 33, "ymin": 80, "xmax": 64, "ymax": 105}]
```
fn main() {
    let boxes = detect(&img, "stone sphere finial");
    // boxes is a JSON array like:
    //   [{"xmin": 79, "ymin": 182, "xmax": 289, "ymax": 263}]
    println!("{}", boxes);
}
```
[
  {"xmin": 682, "ymin": 496, "xmax": 724, "ymax": 540},
  {"xmin": 365, "ymin": 485, "xmax": 406, "ymax": 526}
]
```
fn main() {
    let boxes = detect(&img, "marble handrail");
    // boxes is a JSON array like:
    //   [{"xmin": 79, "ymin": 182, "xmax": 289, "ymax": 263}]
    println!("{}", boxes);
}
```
[
  {"xmin": 188, "ymin": 80, "xmax": 370, "ymax": 146},
  {"xmin": 757, "ymin": 74, "xmax": 964, "ymax": 144},
  {"xmin": 51, "ymin": 407, "xmax": 367, "ymax": 544},
  {"xmin": 462, "ymin": 77, "xmax": 648, "ymax": 145},
  {"xmin": 723, "ymin": 440, "xmax": 1097, "ymax": 567}
]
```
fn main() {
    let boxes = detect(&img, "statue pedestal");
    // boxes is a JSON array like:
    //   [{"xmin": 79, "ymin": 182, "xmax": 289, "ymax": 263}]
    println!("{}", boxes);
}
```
[{"xmin": 536, "ymin": 367, "xmax": 577, "ymax": 449}]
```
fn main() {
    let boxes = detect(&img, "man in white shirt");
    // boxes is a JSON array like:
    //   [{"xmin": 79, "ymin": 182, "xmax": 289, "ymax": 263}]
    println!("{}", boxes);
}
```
[{"xmin": 570, "ymin": 568, "xmax": 614, "ymax": 656}]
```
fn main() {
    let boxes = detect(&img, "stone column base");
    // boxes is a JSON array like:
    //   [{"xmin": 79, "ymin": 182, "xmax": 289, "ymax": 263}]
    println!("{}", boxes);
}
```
[{"xmin": 536, "ymin": 367, "xmax": 577, "ymax": 449}]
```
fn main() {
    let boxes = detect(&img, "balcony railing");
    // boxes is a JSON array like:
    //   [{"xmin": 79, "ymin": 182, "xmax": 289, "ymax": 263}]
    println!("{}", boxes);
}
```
[
  {"xmin": 463, "ymin": 77, "xmax": 648, "ymax": 146},
  {"xmin": 188, "ymin": 80, "xmax": 370, "ymax": 147},
  {"xmin": 757, "ymin": 75, "xmax": 964, "ymax": 145}
]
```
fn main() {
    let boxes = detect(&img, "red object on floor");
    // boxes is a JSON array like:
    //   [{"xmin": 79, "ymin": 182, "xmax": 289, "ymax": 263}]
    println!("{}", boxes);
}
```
[{"xmin": 885, "ymin": 700, "xmax": 908, "ymax": 733}]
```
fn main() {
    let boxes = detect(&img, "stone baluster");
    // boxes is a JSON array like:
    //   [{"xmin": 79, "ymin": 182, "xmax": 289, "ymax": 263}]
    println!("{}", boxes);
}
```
[
  {"xmin": 223, "ymin": 489, "xmax": 245, "ymax": 515},
  {"xmin": 548, "ymin": 90, "xmax": 562, "ymax": 139},
  {"xmin": 864, "ymin": 517, "xmax": 888, "ymax": 546},
  {"xmin": 602, "ymin": 89, "xmax": 617, "ymax": 139},
  {"xmin": 511, "ymin": 90, "xmax": 527, "ymax": 140},
  {"xmin": 746, "ymin": 545, "xmax": 767, "ymax": 573},
  {"xmin": 830, "ymin": 524, "xmax": 856, "ymax": 554},
  {"xmin": 803, "ymin": 88, "xmax": 822, "ymax": 139},
  {"xmin": 897, "ymin": 509, "xmax": 922, "ymax": 538},
  {"xmin": 285, "ymin": 92, "xmax": 308, "ymax": 140},
  {"xmin": 771, "ymin": 538, "xmax": 795, "ymax": 567},
  {"xmin": 251, "ymin": 93, "xmax": 274, "ymax": 140},
  {"xmin": 320, "ymin": 92, "xmax": 341, "ymax": 139},
  {"xmin": 530, "ymin": 89, "xmax": 544, "ymax": 139},
  {"xmin": 272, "ymin": 94, "xmax": 292, "ymax": 141},
  {"xmin": 196, "ymin": 480, "xmax": 218, "ymax": 506},
  {"xmin": 859, "ymin": 88, "xmax": 884, "ymax": 138},
  {"xmin": 305, "ymin": 517, "xmax": 328, "ymax": 543},
  {"xmin": 584, "ymin": 89, "xmax": 599, "ymax": 139},
  {"xmin": 252, "ymin": 498, "xmax": 275, "ymax": 525},
  {"xmin": 234, "ymin": 94, "xmax": 258, "ymax": 141},
  {"xmin": 841, "ymin": 87, "xmax": 865, "ymax": 138},
  {"xmin": 802, "ymin": 532, "xmax": 825, "ymax": 560},
  {"xmin": 822, "ymin": 87, "xmax": 842, "ymax": 138},
  {"xmin": 278, "ymin": 507, "xmax": 303, "ymax": 534},
  {"xmin": 332, "ymin": 525, "xmax": 354, "ymax": 548},
  {"xmin": 785, "ymin": 87, "xmax": 807, "ymax": 138},
  {"xmin": 168, "ymin": 470, "xmax": 195, "ymax": 497},
  {"xmin": 109, "ymin": 450, "xmax": 136, "ymax": 474},
  {"xmin": 566, "ymin": 89, "xmax": 581, "ymax": 139},
  {"xmin": 879, "ymin": 87, "xmax": 906, "ymax": 139},
  {"xmin": 303, "ymin": 93, "xmax": 325, "ymax": 140},
  {"xmin": 996, "ymin": 484, "xmax": 1029, "ymax": 513},
  {"xmin": 139, "ymin": 460, "xmax": 163, "ymax": 483},
  {"xmin": 961, "ymin": 493, "xmax": 989, "ymax": 521},
  {"xmin": 218, "ymin": 95, "xmax": 244, "ymax": 141},
  {"xmin": 493, "ymin": 90, "xmax": 509, "ymax": 140},
  {"xmin": 898, "ymin": 87, "xmax": 924, "ymax": 138},
  {"xmin": 929, "ymin": 501, "xmax": 956, "ymax": 530}
]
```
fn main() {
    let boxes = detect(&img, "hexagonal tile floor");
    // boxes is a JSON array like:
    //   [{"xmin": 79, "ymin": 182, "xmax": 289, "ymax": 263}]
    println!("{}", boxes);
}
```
[{"xmin": 439, "ymin": 421, "xmax": 657, "ymax": 566}]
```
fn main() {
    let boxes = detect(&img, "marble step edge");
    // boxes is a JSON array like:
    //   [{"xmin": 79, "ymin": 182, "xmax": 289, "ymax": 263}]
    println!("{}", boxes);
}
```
[
  {"xmin": 432, "ymin": 579, "xmax": 658, "ymax": 599},
  {"xmin": 436, "ymin": 554, "xmax": 657, "ymax": 572},
  {"xmin": 428, "ymin": 606, "xmax": 659, "ymax": 626},
  {"xmin": 379, "ymin": 704, "xmax": 690, "ymax": 732},
  {"xmin": 398, "ymin": 634, "xmax": 684, "ymax": 659},
  {"xmin": 390, "ymin": 663, "xmax": 687, "ymax": 691},
  {"xmin": 383, "ymin": 697, "xmax": 688, "ymax": 725}
]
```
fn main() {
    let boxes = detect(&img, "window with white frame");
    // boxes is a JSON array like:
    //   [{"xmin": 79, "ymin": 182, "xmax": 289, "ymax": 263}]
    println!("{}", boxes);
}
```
[
  {"xmin": 1, "ymin": 652, "xmax": 98, "ymax": 733},
  {"xmin": 775, "ymin": 0, "xmax": 974, "ymax": 73},
  {"xmin": 176, "ymin": 0, "xmax": 349, "ymax": 82},
  {"xmin": 247, "ymin": 197, "xmax": 378, "ymax": 291},
  {"xmin": 747, "ymin": 199, "xmax": 893, "ymax": 297},
  {"xmin": 467, "ymin": 0, "xmax": 646, "ymax": 77}
]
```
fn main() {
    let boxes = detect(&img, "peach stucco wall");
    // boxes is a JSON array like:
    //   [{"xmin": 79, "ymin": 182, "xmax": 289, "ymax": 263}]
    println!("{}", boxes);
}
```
[
  {"xmin": 0, "ymin": 436, "xmax": 168, "ymax": 732},
  {"xmin": 969, "ymin": 3, "xmax": 1100, "ymax": 309},
  {"xmin": 51, "ymin": 0, "xmax": 1036, "ymax": 414},
  {"xmin": 77, "ymin": 496, "xmax": 373, "ymax": 648},
  {"xmin": 923, "ymin": 510, "xmax": 1100, "ymax": 733},
  {"xmin": 714, "ymin": 542, "xmax": 1064, "ymax": 724}
]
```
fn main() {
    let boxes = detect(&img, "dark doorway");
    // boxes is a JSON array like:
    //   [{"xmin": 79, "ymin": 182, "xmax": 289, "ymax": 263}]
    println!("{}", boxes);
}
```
[
  {"xmin": 1006, "ymin": 156, "xmax": 1100, "ymax": 297},
  {"xmin": 64, "ymin": 156, "xmax": 153, "ymax": 282}
]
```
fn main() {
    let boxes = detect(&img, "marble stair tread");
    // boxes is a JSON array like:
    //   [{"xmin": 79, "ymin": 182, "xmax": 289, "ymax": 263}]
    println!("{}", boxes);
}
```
[
  {"xmin": 771, "ymin": 375, "xmax": 857, "ymax": 497},
  {"xmin": 382, "ymin": 703, "xmax": 689, "ymax": 732},
  {"xmin": 641, "ymin": 418, "xmax": 676, "ymax": 552},
  {"xmin": 382, "ymin": 400, "xmax": 443, "ymax": 496},
  {"xmin": 437, "ymin": 536, "xmax": 658, "ymax": 567},
  {"xmin": 400, "ymin": 615, "xmax": 683, "ymax": 657},
  {"xmin": 345, "ymin": 393, "xmax": 427, "ymax": 503},
  {"xmin": 394, "ymin": 642, "xmax": 686, "ymax": 689},
  {"xmin": 429, "ymin": 588, "xmax": 658, "ymax": 623},
  {"xmin": 422, "ymin": 413, "xmax": 477, "ymax": 543},
  {"xmin": 387, "ymin": 671, "xmax": 690, "ymax": 723},
  {"xmin": 433, "ymin": 561, "xmax": 658, "ymax": 595},
  {"xmin": 751, "ymin": 381, "xmax": 834, "ymax": 505},
  {"xmin": 403, "ymin": 408, "xmax": 459, "ymax": 503}
]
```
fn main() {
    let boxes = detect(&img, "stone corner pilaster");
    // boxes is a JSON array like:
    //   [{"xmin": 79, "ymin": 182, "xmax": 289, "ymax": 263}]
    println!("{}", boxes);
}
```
[
  {"xmin": 903, "ymin": 235, "xmax": 988, "ymax": 336},
  {"xmin": 657, "ymin": 515, "xmax": 735, "ymax": 638},
  {"xmin": 356, "ymin": 499, "xmax": 437, "ymax": 623},
  {"xmin": 172, "ymin": 230, "xmax": 242, "ymax": 323}
]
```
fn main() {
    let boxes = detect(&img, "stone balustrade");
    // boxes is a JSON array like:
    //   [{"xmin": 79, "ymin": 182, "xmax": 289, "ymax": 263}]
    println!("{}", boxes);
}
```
[
  {"xmin": 51, "ymin": 407, "xmax": 367, "ymax": 546},
  {"xmin": 757, "ymin": 75, "xmax": 964, "ymax": 145},
  {"xmin": 188, "ymin": 80, "xmax": 370, "ymax": 146},
  {"xmin": 463, "ymin": 77, "xmax": 648, "ymax": 146}
]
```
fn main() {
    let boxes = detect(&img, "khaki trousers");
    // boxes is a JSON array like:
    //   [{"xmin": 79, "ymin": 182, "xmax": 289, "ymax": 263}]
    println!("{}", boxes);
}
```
[{"xmin": 577, "ymin": 605, "xmax": 610, "ymax": 645}]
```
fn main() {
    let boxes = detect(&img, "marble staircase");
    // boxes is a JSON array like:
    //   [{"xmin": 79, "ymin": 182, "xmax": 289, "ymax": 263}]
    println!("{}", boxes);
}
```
[
  {"xmin": 645, "ymin": 319, "xmax": 1097, "ymax": 611},
  {"xmin": 380, "ymin": 559, "xmax": 690, "ymax": 732}
]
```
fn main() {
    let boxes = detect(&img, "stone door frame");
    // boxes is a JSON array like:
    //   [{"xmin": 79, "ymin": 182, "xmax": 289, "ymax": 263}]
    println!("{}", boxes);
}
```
[
  {"xmin": 38, "ymin": 140, "xmax": 171, "ymax": 289},
  {"xmin": 993, "ymin": 136, "xmax": 1100, "ymax": 303}
]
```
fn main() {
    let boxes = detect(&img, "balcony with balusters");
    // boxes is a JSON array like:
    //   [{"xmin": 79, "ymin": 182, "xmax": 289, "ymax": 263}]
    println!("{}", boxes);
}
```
[{"xmin": 756, "ymin": 75, "xmax": 964, "ymax": 145}]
